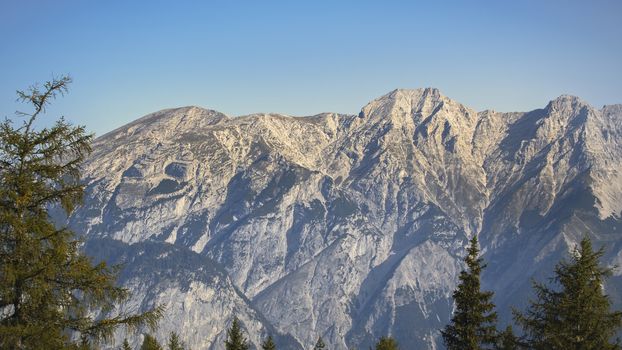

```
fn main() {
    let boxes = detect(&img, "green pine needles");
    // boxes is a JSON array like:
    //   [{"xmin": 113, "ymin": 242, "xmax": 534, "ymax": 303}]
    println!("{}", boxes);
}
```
[
  {"xmin": 225, "ymin": 317, "xmax": 250, "ymax": 350},
  {"xmin": 442, "ymin": 236, "xmax": 497, "ymax": 349},
  {"xmin": 374, "ymin": 336, "xmax": 399, "ymax": 350},
  {"xmin": 514, "ymin": 237, "xmax": 622, "ymax": 349},
  {"xmin": 261, "ymin": 335, "xmax": 277, "ymax": 350},
  {"xmin": 167, "ymin": 332, "xmax": 186, "ymax": 350},
  {"xmin": 313, "ymin": 336, "xmax": 326, "ymax": 350},
  {"xmin": 0, "ymin": 76, "xmax": 162, "ymax": 349},
  {"xmin": 442, "ymin": 235, "xmax": 622, "ymax": 350},
  {"xmin": 140, "ymin": 334, "xmax": 163, "ymax": 350}
]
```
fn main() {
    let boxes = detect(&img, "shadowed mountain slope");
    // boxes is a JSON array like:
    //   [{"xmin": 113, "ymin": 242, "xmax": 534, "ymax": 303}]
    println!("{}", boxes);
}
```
[{"xmin": 69, "ymin": 89, "xmax": 622, "ymax": 349}]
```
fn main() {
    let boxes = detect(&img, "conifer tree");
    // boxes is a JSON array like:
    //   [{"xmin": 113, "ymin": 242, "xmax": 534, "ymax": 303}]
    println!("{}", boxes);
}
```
[
  {"xmin": 141, "ymin": 334, "xmax": 163, "ymax": 350},
  {"xmin": 514, "ymin": 237, "xmax": 622, "ymax": 349},
  {"xmin": 313, "ymin": 336, "xmax": 326, "ymax": 350},
  {"xmin": 225, "ymin": 316, "xmax": 250, "ymax": 350},
  {"xmin": 0, "ymin": 76, "xmax": 162, "ymax": 349},
  {"xmin": 495, "ymin": 326, "xmax": 517, "ymax": 350},
  {"xmin": 122, "ymin": 338, "xmax": 133, "ymax": 350},
  {"xmin": 261, "ymin": 334, "xmax": 276, "ymax": 350},
  {"xmin": 375, "ymin": 336, "xmax": 399, "ymax": 350},
  {"xmin": 168, "ymin": 331, "xmax": 185, "ymax": 350},
  {"xmin": 441, "ymin": 236, "xmax": 497, "ymax": 350}
]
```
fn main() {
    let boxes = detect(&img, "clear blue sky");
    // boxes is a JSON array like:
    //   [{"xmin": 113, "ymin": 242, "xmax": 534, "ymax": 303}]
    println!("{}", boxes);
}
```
[{"xmin": 1, "ymin": 0, "xmax": 621, "ymax": 136}]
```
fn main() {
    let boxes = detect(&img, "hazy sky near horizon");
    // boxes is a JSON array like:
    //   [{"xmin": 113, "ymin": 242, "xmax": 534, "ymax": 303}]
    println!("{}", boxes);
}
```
[{"xmin": 1, "ymin": 0, "xmax": 621, "ymax": 136}]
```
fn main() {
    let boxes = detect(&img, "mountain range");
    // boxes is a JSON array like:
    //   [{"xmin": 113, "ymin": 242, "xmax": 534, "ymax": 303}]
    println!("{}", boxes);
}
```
[{"xmin": 66, "ymin": 88, "xmax": 622, "ymax": 349}]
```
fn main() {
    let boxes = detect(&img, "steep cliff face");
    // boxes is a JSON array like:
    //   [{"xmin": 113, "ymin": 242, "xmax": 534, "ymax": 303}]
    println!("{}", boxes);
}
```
[
  {"xmin": 68, "ymin": 89, "xmax": 622, "ymax": 349},
  {"xmin": 82, "ymin": 238, "xmax": 301, "ymax": 350}
]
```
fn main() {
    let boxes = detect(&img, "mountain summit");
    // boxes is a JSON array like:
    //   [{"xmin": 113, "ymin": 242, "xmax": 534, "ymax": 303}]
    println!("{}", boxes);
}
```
[{"xmin": 69, "ymin": 89, "xmax": 622, "ymax": 349}]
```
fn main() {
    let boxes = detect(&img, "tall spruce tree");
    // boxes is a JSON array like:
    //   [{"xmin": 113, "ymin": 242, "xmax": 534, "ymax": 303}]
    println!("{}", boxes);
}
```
[
  {"xmin": 514, "ymin": 237, "xmax": 622, "ymax": 349},
  {"xmin": 313, "ymin": 336, "xmax": 326, "ymax": 350},
  {"xmin": 374, "ymin": 336, "xmax": 399, "ymax": 350},
  {"xmin": 0, "ymin": 76, "xmax": 162, "ymax": 349},
  {"xmin": 261, "ymin": 335, "xmax": 276, "ymax": 350},
  {"xmin": 168, "ymin": 331, "xmax": 185, "ymax": 350},
  {"xmin": 441, "ymin": 236, "xmax": 497, "ymax": 350},
  {"xmin": 225, "ymin": 316, "xmax": 250, "ymax": 350}
]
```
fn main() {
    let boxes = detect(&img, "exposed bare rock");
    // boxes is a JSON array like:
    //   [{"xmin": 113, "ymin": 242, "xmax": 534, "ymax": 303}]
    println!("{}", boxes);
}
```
[{"xmin": 69, "ymin": 89, "xmax": 622, "ymax": 349}]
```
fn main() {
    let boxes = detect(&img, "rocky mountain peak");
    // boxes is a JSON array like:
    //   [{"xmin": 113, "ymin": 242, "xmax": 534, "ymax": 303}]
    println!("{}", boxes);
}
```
[
  {"xmin": 356, "ymin": 88, "xmax": 478, "ymax": 144},
  {"xmin": 359, "ymin": 88, "xmax": 445, "ymax": 119},
  {"xmin": 548, "ymin": 94, "xmax": 585, "ymax": 107},
  {"xmin": 69, "ymin": 89, "xmax": 622, "ymax": 350},
  {"xmin": 544, "ymin": 94, "xmax": 591, "ymax": 120},
  {"xmin": 386, "ymin": 87, "xmax": 443, "ymax": 103},
  {"xmin": 96, "ymin": 106, "xmax": 228, "ymax": 143}
]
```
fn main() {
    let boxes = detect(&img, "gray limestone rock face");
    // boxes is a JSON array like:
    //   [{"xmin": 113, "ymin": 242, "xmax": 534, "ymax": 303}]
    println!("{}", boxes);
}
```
[{"xmin": 68, "ymin": 90, "xmax": 622, "ymax": 349}]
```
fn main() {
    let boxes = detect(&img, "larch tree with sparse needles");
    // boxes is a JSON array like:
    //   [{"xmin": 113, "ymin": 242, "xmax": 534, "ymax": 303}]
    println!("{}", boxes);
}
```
[{"xmin": 0, "ymin": 76, "xmax": 163, "ymax": 349}]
